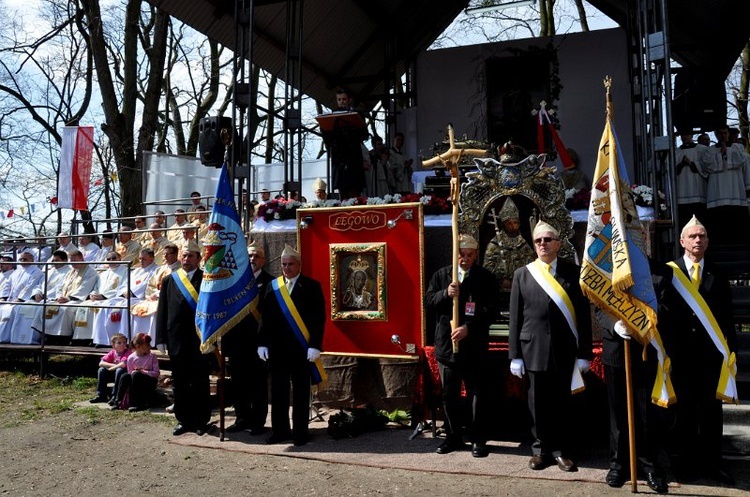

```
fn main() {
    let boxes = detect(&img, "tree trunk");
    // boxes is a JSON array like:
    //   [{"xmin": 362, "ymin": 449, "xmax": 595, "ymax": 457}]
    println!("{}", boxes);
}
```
[{"xmin": 738, "ymin": 40, "xmax": 749, "ymax": 149}]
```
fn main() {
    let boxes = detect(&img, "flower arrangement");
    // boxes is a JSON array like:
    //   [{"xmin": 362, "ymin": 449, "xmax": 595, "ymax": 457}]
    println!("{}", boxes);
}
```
[
  {"xmin": 256, "ymin": 193, "xmax": 452, "ymax": 222},
  {"xmin": 632, "ymin": 184, "xmax": 668, "ymax": 215}
]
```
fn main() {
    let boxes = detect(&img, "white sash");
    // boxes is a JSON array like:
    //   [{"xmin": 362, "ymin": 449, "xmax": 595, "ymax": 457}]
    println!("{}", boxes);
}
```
[{"xmin": 527, "ymin": 259, "xmax": 585, "ymax": 393}]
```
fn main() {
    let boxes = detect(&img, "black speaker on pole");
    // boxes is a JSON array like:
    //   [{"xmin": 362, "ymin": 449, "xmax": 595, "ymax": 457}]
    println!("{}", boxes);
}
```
[
  {"xmin": 198, "ymin": 116, "xmax": 240, "ymax": 167},
  {"xmin": 672, "ymin": 69, "xmax": 727, "ymax": 132}
]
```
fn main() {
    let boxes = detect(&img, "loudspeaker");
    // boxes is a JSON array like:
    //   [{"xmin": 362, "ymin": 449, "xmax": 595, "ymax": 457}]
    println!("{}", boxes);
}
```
[
  {"xmin": 672, "ymin": 69, "xmax": 726, "ymax": 132},
  {"xmin": 198, "ymin": 116, "xmax": 240, "ymax": 167}
]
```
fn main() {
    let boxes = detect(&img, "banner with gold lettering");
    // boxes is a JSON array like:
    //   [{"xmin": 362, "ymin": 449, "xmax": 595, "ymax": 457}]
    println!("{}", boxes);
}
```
[
  {"xmin": 580, "ymin": 105, "xmax": 675, "ymax": 406},
  {"xmin": 196, "ymin": 163, "xmax": 259, "ymax": 353}
]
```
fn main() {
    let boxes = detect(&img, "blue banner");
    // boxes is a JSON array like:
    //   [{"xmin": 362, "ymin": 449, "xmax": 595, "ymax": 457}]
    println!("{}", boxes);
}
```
[{"xmin": 196, "ymin": 163, "xmax": 259, "ymax": 353}]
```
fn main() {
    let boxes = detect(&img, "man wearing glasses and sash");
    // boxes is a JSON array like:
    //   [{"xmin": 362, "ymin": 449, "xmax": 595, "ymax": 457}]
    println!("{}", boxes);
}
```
[{"xmin": 508, "ymin": 220, "xmax": 592, "ymax": 473}]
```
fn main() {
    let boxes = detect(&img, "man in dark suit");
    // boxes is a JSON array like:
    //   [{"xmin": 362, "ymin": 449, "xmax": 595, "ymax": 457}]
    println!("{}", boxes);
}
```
[
  {"xmin": 257, "ymin": 244, "xmax": 326, "ymax": 446},
  {"xmin": 155, "ymin": 241, "xmax": 211, "ymax": 436},
  {"xmin": 225, "ymin": 241, "xmax": 275, "ymax": 435},
  {"xmin": 508, "ymin": 220, "xmax": 592, "ymax": 472},
  {"xmin": 426, "ymin": 234, "xmax": 500, "ymax": 458},
  {"xmin": 661, "ymin": 215, "xmax": 736, "ymax": 485}
]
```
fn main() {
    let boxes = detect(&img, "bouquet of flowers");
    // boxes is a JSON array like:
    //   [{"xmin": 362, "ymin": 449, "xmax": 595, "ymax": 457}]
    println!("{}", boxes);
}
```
[{"xmin": 632, "ymin": 184, "xmax": 668, "ymax": 215}]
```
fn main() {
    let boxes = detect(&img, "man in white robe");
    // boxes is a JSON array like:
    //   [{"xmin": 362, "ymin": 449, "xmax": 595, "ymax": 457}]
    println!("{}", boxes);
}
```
[
  {"xmin": 37, "ymin": 250, "xmax": 98, "ymax": 344},
  {"xmin": 87, "ymin": 252, "xmax": 130, "ymax": 345},
  {"xmin": 0, "ymin": 251, "xmax": 44, "ymax": 343},
  {"xmin": 131, "ymin": 244, "xmax": 181, "ymax": 342},
  {"xmin": 78, "ymin": 235, "xmax": 101, "ymax": 262}
]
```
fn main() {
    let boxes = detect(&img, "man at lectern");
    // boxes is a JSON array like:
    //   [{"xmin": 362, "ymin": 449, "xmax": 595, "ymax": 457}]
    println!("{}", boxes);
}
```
[{"xmin": 319, "ymin": 88, "xmax": 369, "ymax": 199}]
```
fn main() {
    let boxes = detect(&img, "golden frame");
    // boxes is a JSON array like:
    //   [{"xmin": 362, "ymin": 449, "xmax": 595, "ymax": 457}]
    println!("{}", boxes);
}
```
[{"xmin": 330, "ymin": 242, "xmax": 387, "ymax": 321}]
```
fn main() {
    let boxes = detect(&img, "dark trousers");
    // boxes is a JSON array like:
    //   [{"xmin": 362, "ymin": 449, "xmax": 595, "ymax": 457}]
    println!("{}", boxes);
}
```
[
  {"xmin": 671, "ymin": 380, "xmax": 724, "ymax": 471},
  {"xmin": 605, "ymin": 363, "xmax": 661, "ymax": 474},
  {"xmin": 96, "ymin": 366, "xmax": 127, "ymax": 399},
  {"xmin": 270, "ymin": 360, "xmax": 311, "ymax": 440},
  {"xmin": 117, "ymin": 371, "xmax": 157, "ymax": 408},
  {"xmin": 171, "ymin": 355, "xmax": 211, "ymax": 429},
  {"xmin": 438, "ymin": 361, "xmax": 484, "ymax": 443},
  {"xmin": 226, "ymin": 348, "xmax": 268, "ymax": 429},
  {"xmin": 527, "ymin": 369, "xmax": 572, "ymax": 458}
]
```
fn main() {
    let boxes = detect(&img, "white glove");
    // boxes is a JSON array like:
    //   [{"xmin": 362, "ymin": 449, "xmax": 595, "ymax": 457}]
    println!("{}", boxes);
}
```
[
  {"xmin": 257, "ymin": 346, "xmax": 269, "ymax": 361},
  {"xmin": 510, "ymin": 358, "xmax": 525, "ymax": 378},
  {"xmin": 156, "ymin": 343, "xmax": 167, "ymax": 354},
  {"xmin": 307, "ymin": 348, "xmax": 321, "ymax": 362},
  {"xmin": 576, "ymin": 358, "xmax": 591, "ymax": 373},
  {"xmin": 614, "ymin": 320, "xmax": 631, "ymax": 341}
]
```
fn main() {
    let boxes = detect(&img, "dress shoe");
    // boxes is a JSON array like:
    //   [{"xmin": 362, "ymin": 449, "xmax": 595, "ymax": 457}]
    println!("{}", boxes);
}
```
[
  {"xmin": 706, "ymin": 468, "xmax": 735, "ymax": 486},
  {"xmin": 528, "ymin": 455, "xmax": 549, "ymax": 470},
  {"xmin": 645, "ymin": 472, "xmax": 668, "ymax": 493},
  {"xmin": 555, "ymin": 456, "xmax": 577, "ymax": 472},
  {"xmin": 293, "ymin": 435, "xmax": 309, "ymax": 446},
  {"xmin": 172, "ymin": 424, "xmax": 192, "ymax": 436},
  {"xmin": 435, "ymin": 440, "xmax": 463, "ymax": 454},
  {"xmin": 128, "ymin": 406, "xmax": 146, "ymax": 412},
  {"xmin": 225, "ymin": 421, "xmax": 249, "ymax": 433},
  {"xmin": 89, "ymin": 395, "xmax": 108, "ymax": 404},
  {"xmin": 266, "ymin": 433, "xmax": 292, "ymax": 444},
  {"xmin": 249, "ymin": 426, "xmax": 267, "ymax": 436},
  {"xmin": 195, "ymin": 425, "xmax": 208, "ymax": 436},
  {"xmin": 471, "ymin": 442, "xmax": 488, "ymax": 458},
  {"xmin": 606, "ymin": 468, "xmax": 625, "ymax": 488}
]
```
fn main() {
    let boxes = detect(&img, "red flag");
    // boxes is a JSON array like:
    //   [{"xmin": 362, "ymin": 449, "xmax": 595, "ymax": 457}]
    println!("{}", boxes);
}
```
[
  {"xmin": 7, "ymin": 209, "xmax": 13, "ymax": 218},
  {"xmin": 58, "ymin": 126, "xmax": 95, "ymax": 210}
]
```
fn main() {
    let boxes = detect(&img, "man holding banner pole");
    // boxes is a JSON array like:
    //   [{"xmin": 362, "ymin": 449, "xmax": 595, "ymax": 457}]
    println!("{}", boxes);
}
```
[
  {"xmin": 580, "ymin": 78, "xmax": 676, "ymax": 492},
  {"xmin": 257, "ymin": 244, "xmax": 326, "ymax": 447}
]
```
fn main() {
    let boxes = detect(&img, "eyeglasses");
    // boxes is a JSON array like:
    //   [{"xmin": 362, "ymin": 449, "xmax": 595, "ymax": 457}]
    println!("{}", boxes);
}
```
[
  {"xmin": 533, "ymin": 237, "xmax": 559, "ymax": 245},
  {"xmin": 106, "ymin": 257, "xmax": 118, "ymax": 261}
]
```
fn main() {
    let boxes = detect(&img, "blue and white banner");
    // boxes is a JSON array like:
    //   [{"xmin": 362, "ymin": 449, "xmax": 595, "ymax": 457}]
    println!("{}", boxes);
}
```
[{"xmin": 195, "ymin": 163, "xmax": 259, "ymax": 353}]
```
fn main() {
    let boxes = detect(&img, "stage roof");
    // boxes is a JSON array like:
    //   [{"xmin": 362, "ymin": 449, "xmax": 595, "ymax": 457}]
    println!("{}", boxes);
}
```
[{"xmin": 145, "ymin": 0, "xmax": 750, "ymax": 109}]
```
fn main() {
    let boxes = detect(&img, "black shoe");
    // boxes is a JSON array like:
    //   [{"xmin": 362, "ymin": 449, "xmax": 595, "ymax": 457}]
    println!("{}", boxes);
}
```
[
  {"xmin": 128, "ymin": 406, "xmax": 146, "ymax": 412},
  {"xmin": 293, "ymin": 435, "xmax": 309, "ymax": 446},
  {"xmin": 529, "ymin": 455, "xmax": 549, "ymax": 470},
  {"xmin": 226, "ymin": 421, "xmax": 249, "ymax": 433},
  {"xmin": 249, "ymin": 426, "xmax": 267, "ymax": 436},
  {"xmin": 645, "ymin": 472, "xmax": 668, "ymax": 493},
  {"xmin": 706, "ymin": 468, "xmax": 734, "ymax": 486},
  {"xmin": 554, "ymin": 456, "xmax": 577, "ymax": 472},
  {"xmin": 107, "ymin": 398, "xmax": 118, "ymax": 406},
  {"xmin": 195, "ymin": 425, "xmax": 208, "ymax": 436},
  {"xmin": 436, "ymin": 440, "xmax": 463, "ymax": 454},
  {"xmin": 606, "ymin": 468, "xmax": 625, "ymax": 488},
  {"xmin": 266, "ymin": 433, "xmax": 292, "ymax": 444},
  {"xmin": 471, "ymin": 442, "xmax": 488, "ymax": 458},
  {"xmin": 172, "ymin": 424, "xmax": 192, "ymax": 436},
  {"xmin": 89, "ymin": 396, "xmax": 108, "ymax": 404}
]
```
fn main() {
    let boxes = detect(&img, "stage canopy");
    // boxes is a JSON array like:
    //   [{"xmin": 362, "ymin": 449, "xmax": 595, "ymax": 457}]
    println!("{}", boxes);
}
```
[{"xmin": 145, "ymin": 0, "xmax": 750, "ymax": 110}]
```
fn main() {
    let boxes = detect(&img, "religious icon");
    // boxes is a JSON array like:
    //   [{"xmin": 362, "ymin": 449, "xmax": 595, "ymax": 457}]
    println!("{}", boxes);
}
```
[{"xmin": 330, "ymin": 242, "xmax": 386, "ymax": 321}]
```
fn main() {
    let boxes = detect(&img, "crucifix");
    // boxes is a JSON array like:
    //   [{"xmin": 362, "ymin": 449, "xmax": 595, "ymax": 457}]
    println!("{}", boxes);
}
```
[{"xmin": 422, "ymin": 124, "xmax": 490, "ymax": 353}]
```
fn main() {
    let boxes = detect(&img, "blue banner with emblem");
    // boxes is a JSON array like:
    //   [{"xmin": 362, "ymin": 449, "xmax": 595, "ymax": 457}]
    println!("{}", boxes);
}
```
[{"xmin": 196, "ymin": 163, "xmax": 259, "ymax": 353}]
